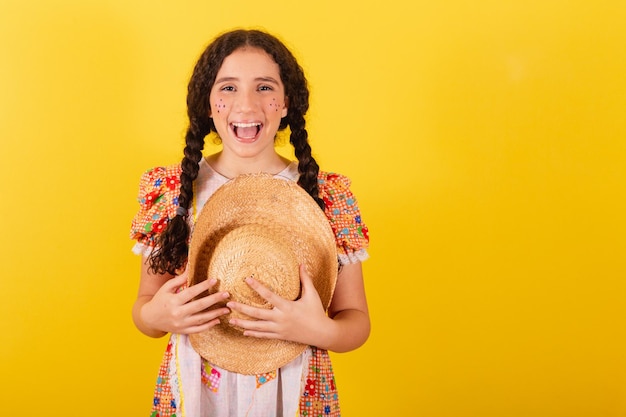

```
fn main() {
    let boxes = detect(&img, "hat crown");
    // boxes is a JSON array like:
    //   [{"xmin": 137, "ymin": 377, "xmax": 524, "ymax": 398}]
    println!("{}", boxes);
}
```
[{"xmin": 188, "ymin": 173, "xmax": 338, "ymax": 374}]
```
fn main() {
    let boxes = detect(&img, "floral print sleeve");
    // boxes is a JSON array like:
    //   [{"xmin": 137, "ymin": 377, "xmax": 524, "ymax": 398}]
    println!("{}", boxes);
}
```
[
  {"xmin": 318, "ymin": 172, "xmax": 370, "ymax": 265},
  {"xmin": 130, "ymin": 164, "xmax": 182, "ymax": 255}
]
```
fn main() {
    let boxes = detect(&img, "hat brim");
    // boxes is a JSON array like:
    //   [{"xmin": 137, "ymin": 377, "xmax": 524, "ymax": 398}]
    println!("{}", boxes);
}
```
[{"xmin": 188, "ymin": 173, "xmax": 338, "ymax": 375}]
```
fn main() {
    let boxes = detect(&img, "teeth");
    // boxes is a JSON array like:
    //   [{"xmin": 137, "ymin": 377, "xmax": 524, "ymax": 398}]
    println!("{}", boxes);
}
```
[{"xmin": 232, "ymin": 122, "xmax": 261, "ymax": 127}]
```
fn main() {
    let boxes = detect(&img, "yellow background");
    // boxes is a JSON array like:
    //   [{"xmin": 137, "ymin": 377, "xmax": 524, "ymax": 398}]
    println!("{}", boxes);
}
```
[{"xmin": 1, "ymin": 1, "xmax": 625, "ymax": 416}]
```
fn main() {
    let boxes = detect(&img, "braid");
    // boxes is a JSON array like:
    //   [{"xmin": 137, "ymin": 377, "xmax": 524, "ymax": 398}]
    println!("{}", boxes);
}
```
[
  {"xmin": 146, "ymin": 33, "xmax": 220, "ymax": 275},
  {"xmin": 146, "ymin": 29, "xmax": 324, "ymax": 273},
  {"xmin": 148, "ymin": 124, "xmax": 206, "ymax": 275},
  {"xmin": 290, "ymin": 114, "xmax": 324, "ymax": 211},
  {"xmin": 179, "ymin": 128, "xmax": 205, "ymax": 209},
  {"xmin": 250, "ymin": 30, "xmax": 324, "ymax": 211}
]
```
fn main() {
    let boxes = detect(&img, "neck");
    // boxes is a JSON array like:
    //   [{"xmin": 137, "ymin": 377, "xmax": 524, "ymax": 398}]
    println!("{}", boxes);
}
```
[{"xmin": 205, "ymin": 152, "xmax": 291, "ymax": 179}]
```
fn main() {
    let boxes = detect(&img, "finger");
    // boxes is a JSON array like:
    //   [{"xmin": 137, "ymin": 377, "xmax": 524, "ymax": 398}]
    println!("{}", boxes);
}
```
[
  {"xmin": 229, "ymin": 316, "xmax": 275, "ymax": 333},
  {"xmin": 186, "ymin": 290, "xmax": 231, "ymax": 313},
  {"xmin": 299, "ymin": 265, "xmax": 322, "ymax": 302},
  {"xmin": 299, "ymin": 264, "xmax": 315, "ymax": 293},
  {"xmin": 182, "ymin": 306, "xmax": 231, "ymax": 334},
  {"xmin": 163, "ymin": 273, "xmax": 188, "ymax": 291},
  {"xmin": 179, "ymin": 278, "xmax": 219, "ymax": 303},
  {"xmin": 183, "ymin": 318, "xmax": 223, "ymax": 335},
  {"xmin": 241, "ymin": 330, "xmax": 280, "ymax": 339},
  {"xmin": 244, "ymin": 276, "xmax": 286, "ymax": 308},
  {"xmin": 226, "ymin": 301, "xmax": 274, "ymax": 321},
  {"xmin": 191, "ymin": 306, "xmax": 230, "ymax": 325}
]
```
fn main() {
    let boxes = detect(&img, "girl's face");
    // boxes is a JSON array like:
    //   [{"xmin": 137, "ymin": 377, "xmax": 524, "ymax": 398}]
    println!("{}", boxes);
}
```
[{"xmin": 209, "ymin": 47, "xmax": 288, "ymax": 161}]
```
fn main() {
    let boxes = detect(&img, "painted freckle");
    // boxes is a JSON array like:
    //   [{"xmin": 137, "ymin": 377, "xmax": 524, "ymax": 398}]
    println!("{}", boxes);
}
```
[{"xmin": 215, "ymin": 99, "xmax": 226, "ymax": 113}]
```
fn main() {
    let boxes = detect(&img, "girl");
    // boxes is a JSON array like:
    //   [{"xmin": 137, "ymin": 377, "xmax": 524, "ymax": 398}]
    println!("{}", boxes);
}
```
[{"xmin": 130, "ymin": 29, "xmax": 370, "ymax": 416}]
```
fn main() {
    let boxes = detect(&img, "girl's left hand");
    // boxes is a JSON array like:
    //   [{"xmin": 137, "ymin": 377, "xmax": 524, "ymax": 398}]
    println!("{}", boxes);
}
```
[{"xmin": 226, "ymin": 265, "xmax": 335, "ymax": 347}]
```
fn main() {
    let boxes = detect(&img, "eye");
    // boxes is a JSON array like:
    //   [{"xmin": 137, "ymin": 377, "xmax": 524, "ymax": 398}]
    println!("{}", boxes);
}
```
[
  {"xmin": 258, "ymin": 85, "xmax": 273, "ymax": 91},
  {"xmin": 220, "ymin": 85, "xmax": 235, "ymax": 92}
]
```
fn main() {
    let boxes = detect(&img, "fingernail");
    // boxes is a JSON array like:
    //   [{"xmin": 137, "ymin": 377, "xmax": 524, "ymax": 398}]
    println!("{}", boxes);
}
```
[{"xmin": 222, "ymin": 292, "xmax": 230, "ymax": 298}]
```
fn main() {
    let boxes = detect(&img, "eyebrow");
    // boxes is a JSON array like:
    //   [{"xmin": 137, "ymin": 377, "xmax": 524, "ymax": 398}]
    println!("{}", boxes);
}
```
[{"xmin": 214, "ymin": 76, "xmax": 281, "ymax": 85}]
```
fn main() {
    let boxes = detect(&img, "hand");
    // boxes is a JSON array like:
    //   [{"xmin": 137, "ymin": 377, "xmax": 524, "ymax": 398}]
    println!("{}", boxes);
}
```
[
  {"xmin": 227, "ymin": 265, "xmax": 335, "ymax": 347},
  {"xmin": 140, "ymin": 269, "xmax": 231, "ymax": 335}
]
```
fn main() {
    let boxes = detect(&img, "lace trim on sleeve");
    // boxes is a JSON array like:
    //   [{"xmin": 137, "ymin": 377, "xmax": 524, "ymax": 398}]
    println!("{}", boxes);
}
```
[{"xmin": 338, "ymin": 248, "xmax": 370, "ymax": 265}]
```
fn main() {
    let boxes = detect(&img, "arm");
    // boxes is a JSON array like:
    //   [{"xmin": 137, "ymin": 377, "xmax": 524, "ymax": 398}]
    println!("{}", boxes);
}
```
[
  {"xmin": 324, "ymin": 262, "xmax": 370, "ymax": 352},
  {"xmin": 132, "ymin": 256, "xmax": 232, "ymax": 338},
  {"xmin": 227, "ymin": 262, "xmax": 370, "ymax": 353}
]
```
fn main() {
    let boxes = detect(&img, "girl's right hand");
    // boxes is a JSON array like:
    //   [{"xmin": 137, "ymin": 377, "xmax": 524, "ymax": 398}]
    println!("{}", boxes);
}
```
[{"xmin": 138, "ymin": 271, "xmax": 231, "ymax": 336}]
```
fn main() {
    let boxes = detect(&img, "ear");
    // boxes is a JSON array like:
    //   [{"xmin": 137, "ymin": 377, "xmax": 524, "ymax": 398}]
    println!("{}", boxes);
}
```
[{"xmin": 281, "ymin": 96, "xmax": 289, "ymax": 118}]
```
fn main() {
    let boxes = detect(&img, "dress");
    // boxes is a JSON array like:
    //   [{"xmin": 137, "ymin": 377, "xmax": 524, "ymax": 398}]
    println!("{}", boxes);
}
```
[{"xmin": 130, "ymin": 159, "xmax": 369, "ymax": 417}]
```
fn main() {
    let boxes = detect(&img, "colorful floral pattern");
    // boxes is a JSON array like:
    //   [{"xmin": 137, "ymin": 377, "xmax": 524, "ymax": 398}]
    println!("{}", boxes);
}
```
[
  {"xmin": 255, "ymin": 370, "xmax": 277, "ymax": 388},
  {"xmin": 150, "ymin": 339, "xmax": 177, "ymax": 417},
  {"xmin": 318, "ymin": 172, "xmax": 369, "ymax": 262},
  {"xmin": 300, "ymin": 347, "xmax": 340, "ymax": 416},
  {"xmin": 148, "ymin": 345, "xmax": 339, "ymax": 417},
  {"xmin": 131, "ymin": 165, "xmax": 369, "ymax": 262},
  {"xmin": 201, "ymin": 360, "xmax": 222, "ymax": 393},
  {"xmin": 131, "ymin": 165, "xmax": 183, "ymax": 248},
  {"xmin": 132, "ymin": 163, "xmax": 367, "ymax": 416}
]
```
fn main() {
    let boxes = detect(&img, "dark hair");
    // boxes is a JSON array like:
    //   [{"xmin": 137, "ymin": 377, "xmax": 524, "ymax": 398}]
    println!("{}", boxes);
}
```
[{"xmin": 148, "ymin": 29, "xmax": 323, "ymax": 275}]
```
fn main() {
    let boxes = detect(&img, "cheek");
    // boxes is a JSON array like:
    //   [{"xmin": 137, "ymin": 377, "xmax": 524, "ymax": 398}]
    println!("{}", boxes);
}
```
[
  {"xmin": 268, "ymin": 98, "xmax": 284, "ymax": 112},
  {"xmin": 213, "ymin": 98, "xmax": 227, "ymax": 113}
]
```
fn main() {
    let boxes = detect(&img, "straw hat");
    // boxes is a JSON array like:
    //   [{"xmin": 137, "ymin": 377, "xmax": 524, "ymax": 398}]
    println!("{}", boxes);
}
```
[{"xmin": 187, "ymin": 173, "xmax": 338, "ymax": 375}]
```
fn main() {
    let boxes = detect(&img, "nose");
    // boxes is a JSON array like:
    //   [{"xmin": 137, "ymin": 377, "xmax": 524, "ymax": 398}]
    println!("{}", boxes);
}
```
[{"xmin": 234, "ymin": 88, "xmax": 258, "ymax": 113}]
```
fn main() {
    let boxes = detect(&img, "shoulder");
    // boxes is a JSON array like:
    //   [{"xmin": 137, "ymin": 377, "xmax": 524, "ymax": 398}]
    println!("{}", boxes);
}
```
[
  {"xmin": 318, "ymin": 171, "xmax": 352, "ymax": 192},
  {"xmin": 317, "ymin": 170, "xmax": 370, "ymax": 264},
  {"xmin": 130, "ymin": 164, "xmax": 182, "ymax": 250},
  {"xmin": 137, "ymin": 164, "xmax": 183, "ymax": 204},
  {"xmin": 138, "ymin": 164, "xmax": 183, "ymax": 189},
  {"xmin": 317, "ymin": 171, "xmax": 357, "ymax": 212},
  {"xmin": 317, "ymin": 171, "xmax": 358, "ymax": 214}
]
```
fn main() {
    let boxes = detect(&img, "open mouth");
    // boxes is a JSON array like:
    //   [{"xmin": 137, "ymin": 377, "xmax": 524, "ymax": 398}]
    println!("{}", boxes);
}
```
[{"xmin": 232, "ymin": 122, "xmax": 262, "ymax": 139}]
